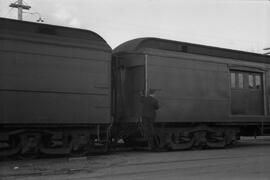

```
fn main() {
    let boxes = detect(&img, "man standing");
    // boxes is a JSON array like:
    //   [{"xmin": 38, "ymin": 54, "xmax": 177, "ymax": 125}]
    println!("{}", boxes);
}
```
[{"xmin": 140, "ymin": 89, "xmax": 159, "ymax": 150}]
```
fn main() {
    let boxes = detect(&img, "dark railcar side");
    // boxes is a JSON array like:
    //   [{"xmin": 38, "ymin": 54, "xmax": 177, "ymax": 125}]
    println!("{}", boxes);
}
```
[
  {"xmin": 0, "ymin": 18, "xmax": 112, "ymax": 156},
  {"xmin": 113, "ymin": 38, "xmax": 270, "ymax": 150}
]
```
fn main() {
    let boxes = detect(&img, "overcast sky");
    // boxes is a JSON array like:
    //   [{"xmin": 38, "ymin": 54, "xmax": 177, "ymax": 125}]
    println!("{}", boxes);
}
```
[{"xmin": 0, "ymin": 0, "xmax": 269, "ymax": 53}]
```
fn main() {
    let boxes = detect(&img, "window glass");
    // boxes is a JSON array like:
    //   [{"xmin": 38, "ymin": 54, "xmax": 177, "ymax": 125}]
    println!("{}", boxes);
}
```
[
  {"xmin": 255, "ymin": 75, "xmax": 261, "ymax": 89},
  {"xmin": 238, "ymin": 73, "xmax": 244, "ymax": 88},
  {"xmin": 231, "ymin": 73, "xmax": 236, "ymax": 88},
  {"xmin": 248, "ymin": 75, "xmax": 254, "ymax": 88}
]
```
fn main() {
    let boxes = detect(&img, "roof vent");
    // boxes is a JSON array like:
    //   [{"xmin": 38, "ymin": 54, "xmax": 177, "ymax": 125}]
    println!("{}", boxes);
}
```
[
  {"xmin": 181, "ymin": 45, "xmax": 188, "ymax": 52},
  {"xmin": 37, "ymin": 26, "xmax": 57, "ymax": 35}
]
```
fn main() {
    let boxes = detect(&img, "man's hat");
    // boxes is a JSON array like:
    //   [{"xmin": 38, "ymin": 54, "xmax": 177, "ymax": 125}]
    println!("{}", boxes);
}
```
[{"xmin": 149, "ymin": 88, "xmax": 156, "ymax": 94}]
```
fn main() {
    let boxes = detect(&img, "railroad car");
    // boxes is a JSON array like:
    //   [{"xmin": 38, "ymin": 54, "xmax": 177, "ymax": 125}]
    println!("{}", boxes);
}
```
[
  {"xmin": 0, "ymin": 18, "xmax": 112, "ymax": 157},
  {"xmin": 2, "ymin": 18, "xmax": 270, "ymax": 157},
  {"xmin": 113, "ymin": 38, "xmax": 270, "ymax": 150}
]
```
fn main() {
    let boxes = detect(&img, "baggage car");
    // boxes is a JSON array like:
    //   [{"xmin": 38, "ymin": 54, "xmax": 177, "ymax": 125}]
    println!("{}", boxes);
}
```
[{"xmin": 113, "ymin": 38, "xmax": 270, "ymax": 149}]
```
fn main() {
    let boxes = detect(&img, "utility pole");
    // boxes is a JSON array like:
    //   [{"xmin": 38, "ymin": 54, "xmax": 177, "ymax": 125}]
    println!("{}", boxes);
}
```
[
  {"xmin": 9, "ymin": 0, "xmax": 31, "ymax": 21},
  {"xmin": 18, "ymin": 0, "xmax": 23, "ymax": 20}
]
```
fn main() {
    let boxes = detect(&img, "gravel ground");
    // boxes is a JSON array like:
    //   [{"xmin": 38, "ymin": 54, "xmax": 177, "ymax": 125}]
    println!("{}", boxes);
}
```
[{"xmin": 1, "ymin": 137, "xmax": 270, "ymax": 180}]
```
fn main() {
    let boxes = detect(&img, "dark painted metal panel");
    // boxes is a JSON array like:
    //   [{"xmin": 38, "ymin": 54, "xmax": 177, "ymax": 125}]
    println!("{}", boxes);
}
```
[
  {"xmin": 0, "ymin": 39, "xmax": 110, "ymax": 60},
  {"xmin": 231, "ymin": 90, "xmax": 263, "ymax": 115},
  {"xmin": 0, "ymin": 91, "xmax": 110, "ymax": 124},
  {"xmin": 147, "ymin": 55, "xmax": 229, "ymax": 122},
  {"xmin": 156, "ymin": 99, "xmax": 229, "ymax": 122},
  {"xmin": 230, "ymin": 71, "xmax": 264, "ymax": 116},
  {"xmin": 118, "ymin": 54, "xmax": 145, "ymax": 67},
  {"xmin": 265, "ymin": 72, "xmax": 270, "ymax": 116},
  {"xmin": 0, "ymin": 19, "xmax": 112, "ymax": 125},
  {"xmin": 0, "ymin": 51, "xmax": 110, "ymax": 94},
  {"xmin": 123, "ymin": 66, "xmax": 145, "ymax": 118},
  {"xmin": 114, "ymin": 38, "xmax": 270, "ymax": 124}
]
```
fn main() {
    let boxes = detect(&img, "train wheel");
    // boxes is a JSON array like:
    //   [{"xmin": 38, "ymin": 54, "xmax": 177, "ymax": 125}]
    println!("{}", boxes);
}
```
[
  {"xmin": 39, "ymin": 132, "xmax": 72, "ymax": 156},
  {"xmin": 152, "ymin": 129, "xmax": 168, "ymax": 151},
  {"xmin": 166, "ymin": 131, "xmax": 193, "ymax": 150},
  {"xmin": 224, "ymin": 129, "xmax": 238, "ymax": 146},
  {"xmin": 205, "ymin": 129, "xmax": 226, "ymax": 149},
  {"xmin": 152, "ymin": 135, "xmax": 161, "ymax": 151},
  {"xmin": 70, "ymin": 131, "xmax": 91, "ymax": 156},
  {"xmin": 0, "ymin": 135, "xmax": 21, "ymax": 158},
  {"xmin": 192, "ymin": 131, "xmax": 207, "ymax": 149},
  {"xmin": 71, "ymin": 148, "xmax": 87, "ymax": 157},
  {"xmin": 19, "ymin": 133, "xmax": 41, "ymax": 159}
]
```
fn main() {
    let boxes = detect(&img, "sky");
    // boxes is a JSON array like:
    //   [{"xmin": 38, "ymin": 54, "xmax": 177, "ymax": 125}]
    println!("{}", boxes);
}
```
[{"xmin": 0, "ymin": 0, "xmax": 269, "ymax": 54}]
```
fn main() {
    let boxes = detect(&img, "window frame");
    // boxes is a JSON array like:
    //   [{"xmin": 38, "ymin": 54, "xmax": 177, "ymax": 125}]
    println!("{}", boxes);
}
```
[{"xmin": 230, "ymin": 70, "xmax": 262, "ymax": 91}]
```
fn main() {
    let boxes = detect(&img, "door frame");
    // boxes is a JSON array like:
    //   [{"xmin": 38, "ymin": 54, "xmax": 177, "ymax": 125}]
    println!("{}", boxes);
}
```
[{"xmin": 228, "ymin": 65, "xmax": 266, "ymax": 117}]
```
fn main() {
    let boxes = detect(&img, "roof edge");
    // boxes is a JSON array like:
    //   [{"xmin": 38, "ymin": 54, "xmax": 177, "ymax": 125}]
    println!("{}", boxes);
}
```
[
  {"xmin": 113, "ymin": 37, "xmax": 270, "ymax": 63},
  {"xmin": 0, "ymin": 17, "xmax": 111, "ymax": 50}
]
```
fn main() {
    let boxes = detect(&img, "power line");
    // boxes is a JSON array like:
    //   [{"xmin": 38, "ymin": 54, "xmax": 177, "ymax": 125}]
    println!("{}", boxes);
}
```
[
  {"xmin": 4, "ymin": 6, "xmax": 15, "ymax": 18},
  {"xmin": 8, "ymin": 0, "xmax": 44, "ymax": 22},
  {"xmin": 263, "ymin": 47, "xmax": 270, "ymax": 55},
  {"xmin": 23, "ymin": 11, "xmax": 44, "ymax": 22}
]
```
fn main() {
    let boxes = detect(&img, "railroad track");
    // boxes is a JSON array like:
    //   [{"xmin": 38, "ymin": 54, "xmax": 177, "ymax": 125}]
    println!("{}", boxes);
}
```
[{"xmin": 1, "ymin": 139, "xmax": 270, "ymax": 180}]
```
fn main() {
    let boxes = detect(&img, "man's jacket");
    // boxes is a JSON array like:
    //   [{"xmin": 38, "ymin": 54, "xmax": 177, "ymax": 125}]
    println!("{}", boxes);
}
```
[{"xmin": 141, "ymin": 96, "xmax": 159, "ymax": 119}]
